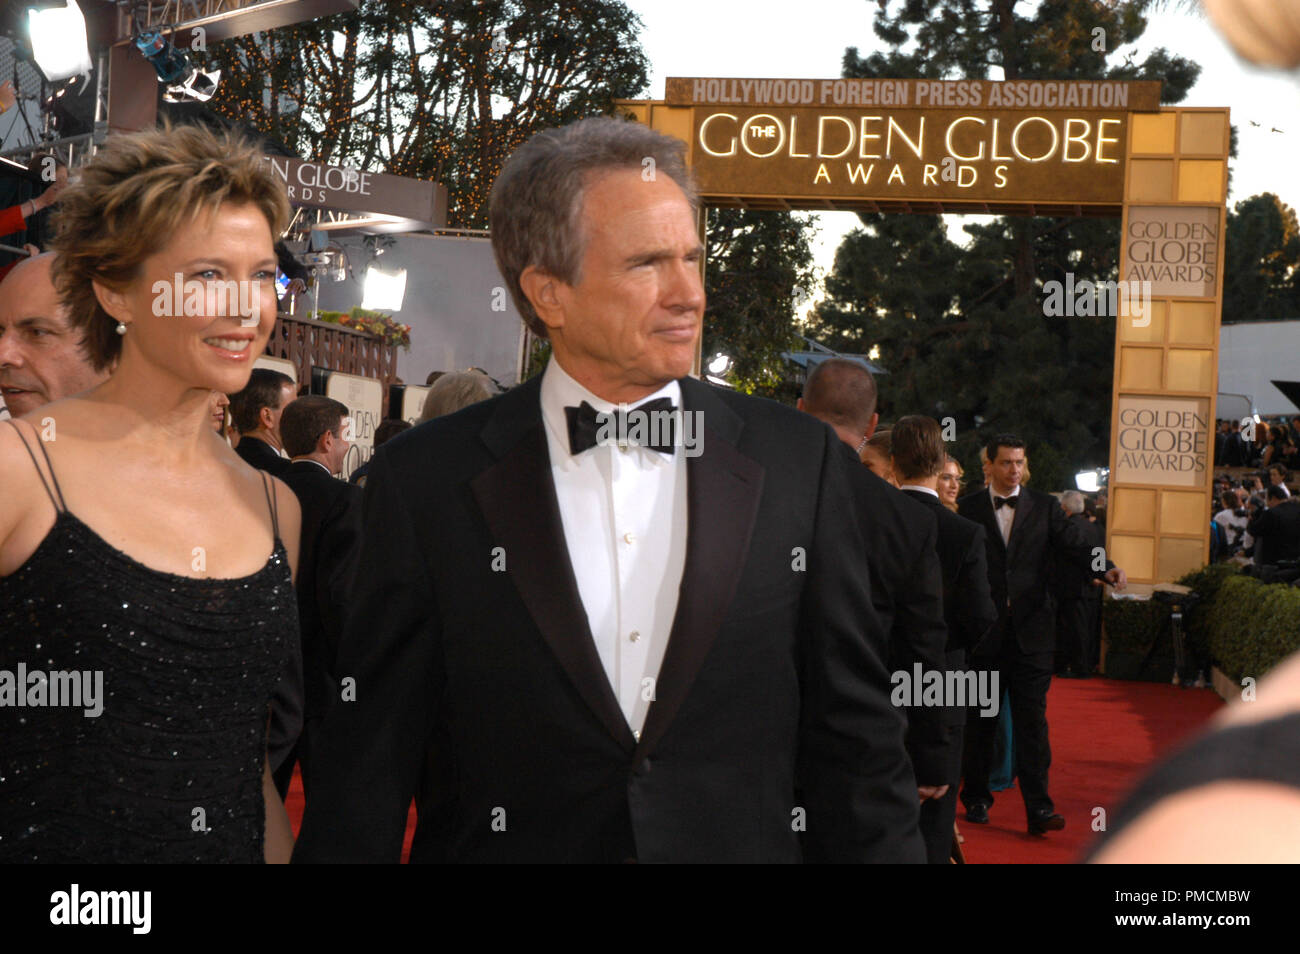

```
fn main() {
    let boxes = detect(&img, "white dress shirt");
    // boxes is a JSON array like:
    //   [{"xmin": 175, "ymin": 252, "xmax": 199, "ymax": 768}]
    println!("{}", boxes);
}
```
[
  {"xmin": 898, "ymin": 483, "xmax": 939, "ymax": 498},
  {"xmin": 989, "ymin": 484, "xmax": 1021, "ymax": 545},
  {"xmin": 539, "ymin": 358, "xmax": 688, "ymax": 738}
]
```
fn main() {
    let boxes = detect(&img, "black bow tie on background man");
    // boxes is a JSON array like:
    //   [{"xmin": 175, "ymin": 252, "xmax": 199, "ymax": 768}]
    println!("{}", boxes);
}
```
[
  {"xmin": 565, "ymin": 397, "xmax": 677, "ymax": 456},
  {"xmin": 994, "ymin": 495, "xmax": 1018, "ymax": 510}
]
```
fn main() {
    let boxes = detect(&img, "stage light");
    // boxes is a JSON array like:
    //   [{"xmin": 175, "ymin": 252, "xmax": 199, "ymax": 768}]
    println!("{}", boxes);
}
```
[
  {"xmin": 361, "ymin": 266, "xmax": 406, "ymax": 311},
  {"xmin": 707, "ymin": 352, "xmax": 732, "ymax": 375},
  {"xmin": 164, "ymin": 68, "xmax": 221, "ymax": 104},
  {"xmin": 135, "ymin": 32, "xmax": 189, "ymax": 84},
  {"xmin": 1075, "ymin": 471, "xmax": 1100, "ymax": 493},
  {"xmin": 27, "ymin": 0, "xmax": 92, "ymax": 82}
]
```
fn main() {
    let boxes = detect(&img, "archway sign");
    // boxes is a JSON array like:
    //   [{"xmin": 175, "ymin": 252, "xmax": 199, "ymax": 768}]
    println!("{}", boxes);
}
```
[{"xmin": 618, "ymin": 78, "xmax": 1230, "ymax": 584}]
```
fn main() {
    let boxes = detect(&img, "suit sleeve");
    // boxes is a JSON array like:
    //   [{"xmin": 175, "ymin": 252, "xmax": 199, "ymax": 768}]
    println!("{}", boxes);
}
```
[
  {"xmin": 316, "ymin": 486, "xmax": 364, "ymax": 675},
  {"xmin": 293, "ymin": 447, "xmax": 442, "ymax": 863},
  {"xmin": 1050, "ymin": 501, "xmax": 1112, "ymax": 580},
  {"xmin": 895, "ymin": 514, "xmax": 951, "ymax": 787},
  {"xmin": 956, "ymin": 525, "xmax": 998, "ymax": 654},
  {"xmin": 796, "ymin": 429, "xmax": 924, "ymax": 863}
]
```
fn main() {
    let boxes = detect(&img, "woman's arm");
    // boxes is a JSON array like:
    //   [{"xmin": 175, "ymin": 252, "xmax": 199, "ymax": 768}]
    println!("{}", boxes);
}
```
[{"xmin": 263, "ymin": 755, "xmax": 294, "ymax": 863}]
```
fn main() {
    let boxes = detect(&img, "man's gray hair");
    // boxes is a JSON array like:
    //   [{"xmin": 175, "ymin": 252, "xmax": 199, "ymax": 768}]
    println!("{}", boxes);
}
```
[
  {"xmin": 419, "ymin": 370, "xmax": 496, "ymax": 422},
  {"xmin": 1061, "ymin": 490, "xmax": 1085, "ymax": 514},
  {"xmin": 488, "ymin": 116, "xmax": 698, "ymax": 339}
]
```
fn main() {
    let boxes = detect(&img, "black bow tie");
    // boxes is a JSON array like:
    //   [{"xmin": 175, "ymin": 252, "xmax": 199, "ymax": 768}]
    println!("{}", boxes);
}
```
[
  {"xmin": 994, "ymin": 495, "xmax": 1018, "ymax": 510},
  {"xmin": 564, "ymin": 398, "xmax": 677, "ymax": 456}
]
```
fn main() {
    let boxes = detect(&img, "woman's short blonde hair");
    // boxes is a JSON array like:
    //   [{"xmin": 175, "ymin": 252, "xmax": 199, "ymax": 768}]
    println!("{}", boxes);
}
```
[{"xmin": 50, "ymin": 122, "xmax": 291, "ymax": 372}]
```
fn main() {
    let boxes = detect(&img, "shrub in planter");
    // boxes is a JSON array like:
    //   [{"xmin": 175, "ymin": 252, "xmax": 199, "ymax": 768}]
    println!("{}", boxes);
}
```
[
  {"xmin": 1102, "ymin": 598, "xmax": 1173, "ymax": 680},
  {"xmin": 1176, "ymin": 563, "xmax": 1241, "ymax": 670},
  {"xmin": 1205, "ymin": 575, "xmax": 1300, "ymax": 683}
]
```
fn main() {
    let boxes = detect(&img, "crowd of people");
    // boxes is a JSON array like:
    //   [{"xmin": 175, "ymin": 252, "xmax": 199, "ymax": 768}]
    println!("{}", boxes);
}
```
[{"xmin": 0, "ymin": 113, "xmax": 1292, "ymax": 865}]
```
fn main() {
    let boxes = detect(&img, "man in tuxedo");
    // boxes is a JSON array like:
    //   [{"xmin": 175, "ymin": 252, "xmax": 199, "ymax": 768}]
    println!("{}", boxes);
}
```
[
  {"xmin": 294, "ymin": 116, "xmax": 922, "ymax": 863},
  {"xmin": 1249, "ymin": 484, "xmax": 1300, "ymax": 566},
  {"xmin": 274, "ymin": 395, "xmax": 362, "ymax": 798},
  {"xmin": 958, "ymin": 434, "xmax": 1126, "ymax": 836},
  {"xmin": 891, "ymin": 415, "xmax": 998, "ymax": 863},
  {"xmin": 1055, "ymin": 490, "xmax": 1104, "ymax": 679},
  {"xmin": 797, "ymin": 359, "xmax": 953, "ymax": 853},
  {"xmin": 0, "ymin": 253, "xmax": 110, "ymax": 417},
  {"xmin": 230, "ymin": 368, "xmax": 295, "ymax": 477}
]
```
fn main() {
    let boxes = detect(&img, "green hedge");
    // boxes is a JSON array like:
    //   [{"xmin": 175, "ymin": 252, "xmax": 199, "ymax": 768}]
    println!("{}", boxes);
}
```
[{"xmin": 1101, "ymin": 564, "xmax": 1300, "ymax": 683}]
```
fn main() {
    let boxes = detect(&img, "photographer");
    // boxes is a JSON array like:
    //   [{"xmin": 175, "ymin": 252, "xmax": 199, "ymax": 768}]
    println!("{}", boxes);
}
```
[
  {"xmin": 1212, "ymin": 491, "xmax": 1249, "ymax": 557},
  {"xmin": 1248, "ymin": 484, "xmax": 1300, "ymax": 568}
]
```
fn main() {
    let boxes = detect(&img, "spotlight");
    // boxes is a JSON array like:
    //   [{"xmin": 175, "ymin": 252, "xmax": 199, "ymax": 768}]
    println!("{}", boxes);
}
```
[
  {"xmin": 707, "ymin": 352, "xmax": 732, "ymax": 376},
  {"xmin": 135, "ymin": 31, "xmax": 222, "ymax": 104},
  {"xmin": 27, "ymin": 0, "xmax": 92, "ymax": 82},
  {"xmin": 135, "ymin": 32, "xmax": 189, "ymax": 84},
  {"xmin": 361, "ymin": 266, "xmax": 406, "ymax": 311}
]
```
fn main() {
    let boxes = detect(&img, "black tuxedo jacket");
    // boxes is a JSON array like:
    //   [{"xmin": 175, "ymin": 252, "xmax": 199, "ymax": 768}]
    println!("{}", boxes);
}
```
[
  {"xmin": 958, "ymin": 486, "xmax": 1109, "ymax": 655},
  {"xmin": 845, "ymin": 466, "xmax": 949, "ymax": 784},
  {"xmin": 293, "ymin": 374, "xmax": 923, "ymax": 863},
  {"xmin": 279, "ymin": 460, "xmax": 363, "ymax": 721},
  {"xmin": 1055, "ymin": 513, "xmax": 1105, "ymax": 601},
  {"xmin": 1248, "ymin": 500, "xmax": 1300, "ymax": 566},
  {"xmin": 901, "ymin": 489, "xmax": 998, "ymax": 662},
  {"xmin": 236, "ymin": 435, "xmax": 293, "ymax": 478}
]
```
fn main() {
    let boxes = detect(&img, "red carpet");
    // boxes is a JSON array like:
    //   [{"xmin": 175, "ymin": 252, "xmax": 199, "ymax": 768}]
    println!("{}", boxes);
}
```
[
  {"xmin": 958, "ymin": 675, "xmax": 1223, "ymax": 864},
  {"xmin": 284, "ymin": 676, "xmax": 1222, "ymax": 864}
]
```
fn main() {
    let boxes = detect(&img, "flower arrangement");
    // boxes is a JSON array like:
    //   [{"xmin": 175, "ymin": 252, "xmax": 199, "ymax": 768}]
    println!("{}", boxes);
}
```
[{"xmin": 313, "ymin": 307, "xmax": 411, "ymax": 350}]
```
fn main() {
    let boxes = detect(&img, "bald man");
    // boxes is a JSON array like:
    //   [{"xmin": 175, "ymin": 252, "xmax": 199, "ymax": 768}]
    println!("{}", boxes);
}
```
[
  {"xmin": 0, "ymin": 253, "xmax": 109, "ymax": 417},
  {"xmin": 798, "ymin": 358, "xmax": 951, "ymax": 858}
]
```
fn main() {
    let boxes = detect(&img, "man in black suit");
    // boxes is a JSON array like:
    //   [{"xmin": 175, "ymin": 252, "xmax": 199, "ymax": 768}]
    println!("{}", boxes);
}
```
[
  {"xmin": 1055, "ymin": 490, "xmax": 1104, "ymax": 679},
  {"xmin": 797, "ymin": 360, "xmax": 953, "ymax": 856},
  {"xmin": 274, "ymin": 395, "xmax": 362, "ymax": 799},
  {"xmin": 891, "ymin": 415, "xmax": 998, "ymax": 863},
  {"xmin": 1249, "ymin": 484, "xmax": 1300, "ymax": 566},
  {"xmin": 230, "ymin": 368, "xmax": 295, "ymax": 477},
  {"xmin": 958, "ymin": 434, "xmax": 1127, "ymax": 836},
  {"xmin": 294, "ymin": 117, "xmax": 922, "ymax": 863}
]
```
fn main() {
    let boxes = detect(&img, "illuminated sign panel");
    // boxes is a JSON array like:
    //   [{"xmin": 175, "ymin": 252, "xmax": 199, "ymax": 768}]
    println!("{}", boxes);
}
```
[
  {"xmin": 1113, "ymin": 396, "xmax": 1210, "ymax": 487},
  {"xmin": 1122, "ymin": 206, "xmax": 1219, "ymax": 298},
  {"xmin": 689, "ymin": 107, "xmax": 1128, "ymax": 203}
]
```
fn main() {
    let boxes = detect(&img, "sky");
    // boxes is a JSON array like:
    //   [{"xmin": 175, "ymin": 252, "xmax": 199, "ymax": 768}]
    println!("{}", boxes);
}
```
[{"xmin": 628, "ymin": 0, "xmax": 1300, "ymax": 298}]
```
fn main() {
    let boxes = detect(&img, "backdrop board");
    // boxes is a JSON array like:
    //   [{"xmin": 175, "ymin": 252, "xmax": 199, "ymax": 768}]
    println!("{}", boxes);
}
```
[
  {"xmin": 253, "ymin": 355, "xmax": 299, "ymax": 385},
  {"xmin": 311, "ymin": 233, "xmax": 525, "ymax": 393},
  {"xmin": 620, "ymin": 80, "xmax": 1229, "ymax": 583}
]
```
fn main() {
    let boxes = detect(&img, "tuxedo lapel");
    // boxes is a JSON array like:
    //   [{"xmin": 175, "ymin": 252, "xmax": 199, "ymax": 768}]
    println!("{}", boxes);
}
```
[
  {"xmin": 634, "ymin": 378, "xmax": 764, "ymax": 761},
  {"xmin": 469, "ymin": 377, "xmax": 636, "ymax": 752},
  {"xmin": 1006, "ymin": 487, "xmax": 1034, "ymax": 557},
  {"xmin": 971, "ymin": 490, "xmax": 1005, "ymax": 553}
]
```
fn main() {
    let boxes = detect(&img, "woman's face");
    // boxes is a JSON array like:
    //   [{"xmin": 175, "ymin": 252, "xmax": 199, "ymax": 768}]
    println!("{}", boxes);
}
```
[
  {"xmin": 208, "ymin": 390, "xmax": 229, "ymax": 433},
  {"xmin": 97, "ymin": 201, "xmax": 278, "ymax": 398},
  {"xmin": 861, "ymin": 445, "xmax": 895, "ymax": 485},
  {"xmin": 938, "ymin": 460, "xmax": 961, "ymax": 506}
]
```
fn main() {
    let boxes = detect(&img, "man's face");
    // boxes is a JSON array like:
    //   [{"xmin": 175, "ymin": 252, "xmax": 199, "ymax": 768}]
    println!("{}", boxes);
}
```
[
  {"xmin": 266, "ymin": 382, "xmax": 296, "ymax": 442},
  {"xmin": 1269, "ymin": 470, "xmax": 1284, "ymax": 486},
  {"xmin": 544, "ymin": 168, "xmax": 704, "ymax": 402},
  {"xmin": 327, "ymin": 419, "xmax": 352, "ymax": 474},
  {"xmin": 0, "ymin": 255, "xmax": 107, "ymax": 416},
  {"xmin": 208, "ymin": 390, "xmax": 229, "ymax": 433},
  {"xmin": 990, "ymin": 445, "xmax": 1026, "ymax": 492}
]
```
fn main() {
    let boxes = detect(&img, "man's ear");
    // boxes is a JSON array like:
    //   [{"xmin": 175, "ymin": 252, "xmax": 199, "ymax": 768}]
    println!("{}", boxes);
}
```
[
  {"xmin": 92, "ymin": 279, "xmax": 131, "ymax": 327},
  {"xmin": 863, "ymin": 412, "xmax": 879, "ymax": 440},
  {"xmin": 519, "ymin": 266, "xmax": 566, "ymax": 335},
  {"xmin": 259, "ymin": 405, "xmax": 275, "ymax": 431}
]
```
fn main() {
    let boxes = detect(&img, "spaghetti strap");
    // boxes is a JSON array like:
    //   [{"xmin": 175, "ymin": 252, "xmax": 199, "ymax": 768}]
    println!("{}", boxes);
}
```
[
  {"xmin": 5, "ymin": 419, "xmax": 67, "ymax": 513},
  {"xmin": 259, "ymin": 470, "xmax": 280, "ymax": 541}
]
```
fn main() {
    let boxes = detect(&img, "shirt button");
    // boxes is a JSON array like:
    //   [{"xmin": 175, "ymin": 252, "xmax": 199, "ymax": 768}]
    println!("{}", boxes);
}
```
[
  {"xmin": 629, "ymin": 631, "xmax": 640, "ymax": 642},
  {"xmin": 623, "ymin": 532, "xmax": 635, "ymax": 544},
  {"xmin": 634, "ymin": 729, "xmax": 641, "ymax": 741}
]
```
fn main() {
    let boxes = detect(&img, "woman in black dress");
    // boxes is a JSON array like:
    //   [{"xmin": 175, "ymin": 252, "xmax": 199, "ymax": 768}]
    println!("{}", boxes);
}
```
[{"xmin": 0, "ymin": 123, "xmax": 301, "ymax": 862}]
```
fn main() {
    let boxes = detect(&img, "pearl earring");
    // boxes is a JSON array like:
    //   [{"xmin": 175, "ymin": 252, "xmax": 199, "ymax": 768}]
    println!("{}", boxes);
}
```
[{"xmin": 115, "ymin": 322, "xmax": 127, "ymax": 336}]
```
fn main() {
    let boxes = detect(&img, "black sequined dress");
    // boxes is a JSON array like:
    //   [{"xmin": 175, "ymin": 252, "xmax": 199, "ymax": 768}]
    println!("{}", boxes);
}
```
[{"xmin": 0, "ymin": 420, "xmax": 297, "ymax": 863}]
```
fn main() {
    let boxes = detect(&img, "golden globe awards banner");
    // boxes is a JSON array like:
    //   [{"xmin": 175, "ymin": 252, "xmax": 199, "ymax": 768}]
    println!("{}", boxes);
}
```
[
  {"xmin": 1122, "ymin": 206, "xmax": 1219, "ymax": 298},
  {"xmin": 322, "ymin": 370, "xmax": 384, "ymax": 479},
  {"xmin": 1113, "ymin": 395, "xmax": 1210, "ymax": 487}
]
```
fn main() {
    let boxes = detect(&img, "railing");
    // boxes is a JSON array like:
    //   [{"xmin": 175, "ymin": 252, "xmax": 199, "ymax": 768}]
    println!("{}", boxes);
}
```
[{"xmin": 266, "ymin": 312, "xmax": 398, "ymax": 393}]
